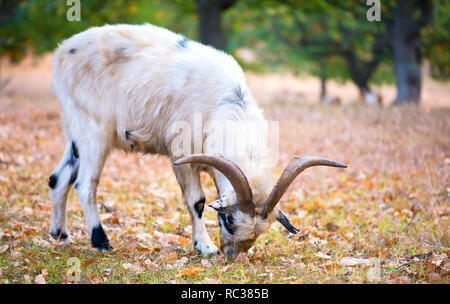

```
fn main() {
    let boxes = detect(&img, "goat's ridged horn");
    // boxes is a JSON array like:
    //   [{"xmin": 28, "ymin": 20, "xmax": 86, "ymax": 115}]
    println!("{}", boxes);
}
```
[
  {"xmin": 174, "ymin": 154, "xmax": 255, "ymax": 215},
  {"xmin": 263, "ymin": 156, "xmax": 347, "ymax": 216}
]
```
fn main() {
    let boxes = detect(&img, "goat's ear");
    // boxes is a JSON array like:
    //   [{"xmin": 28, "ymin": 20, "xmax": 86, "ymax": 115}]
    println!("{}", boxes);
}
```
[
  {"xmin": 277, "ymin": 209, "xmax": 300, "ymax": 234},
  {"xmin": 209, "ymin": 199, "xmax": 226, "ymax": 212},
  {"xmin": 209, "ymin": 194, "xmax": 237, "ymax": 213},
  {"xmin": 209, "ymin": 198, "xmax": 236, "ymax": 213}
]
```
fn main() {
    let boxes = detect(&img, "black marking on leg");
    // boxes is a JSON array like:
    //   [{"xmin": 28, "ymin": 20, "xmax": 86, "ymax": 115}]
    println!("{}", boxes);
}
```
[
  {"xmin": 72, "ymin": 141, "xmax": 79, "ymax": 158},
  {"xmin": 51, "ymin": 228, "xmax": 68, "ymax": 241},
  {"xmin": 68, "ymin": 169, "xmax": 78, "ymax": 186},
  {"xmin": 49, "ymin": 174, "xmax": 58, "ymax": 189},
  {"xmin": 74, "ymin": 181, "xmax": 80, "ymax": 190},
  {"xmin": 193, "ymin": 240, "xmax": 203, "ymax": 255},
  {"xmin": 177, "ymin": 36, "xmax": 188, "ymax": 48},
  {"xmin": 194, "ymin": 198, "xmax": 205, "ymax": 218},
  {"xmin": 69, "ymin": 48, "xmax": 76, "ymax": 54},
  {"xmin": 91, "ymin": 224, "xmax": 112, "ymax": 251},
  {"xmin": 67, "ymin": 141, "xmax": 79, "ymax": 167}
]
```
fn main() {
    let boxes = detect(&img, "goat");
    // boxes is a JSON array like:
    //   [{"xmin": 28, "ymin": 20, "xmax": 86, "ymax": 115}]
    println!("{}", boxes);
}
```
[{"xmin": 49, "ymin": 23, "xmax": 346, "ymax": 256}]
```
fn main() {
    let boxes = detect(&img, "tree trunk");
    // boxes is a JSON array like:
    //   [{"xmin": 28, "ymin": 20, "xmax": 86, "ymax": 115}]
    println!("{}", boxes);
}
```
[
  {"xmin": 320, "ymin": 75, "xmax": 327, "ymax": 102},
  {"xmin": 391, "ymin": 1, "xmax": 427, "ymax": 104},
  {"xmin": 195, "ymin": 0, "xmax": 236, "ymax": 50},
  {"xmin": 343, "ymin": 51, "xmax": 373, "ymax": 103}
]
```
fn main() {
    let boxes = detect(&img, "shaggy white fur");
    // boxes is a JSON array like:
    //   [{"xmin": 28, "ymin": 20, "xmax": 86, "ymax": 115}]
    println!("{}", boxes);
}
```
[{"xmin": 49, "ymin": 23, "xmax": 279, "ymax": 255}]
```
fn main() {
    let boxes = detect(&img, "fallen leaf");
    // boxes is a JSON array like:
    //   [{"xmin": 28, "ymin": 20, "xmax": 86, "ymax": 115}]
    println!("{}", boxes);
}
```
[
  {"xmin": 221, "ymin": 264, "xmax": 234, "ymax": 272},
  {"xmin": 174, "ymin": 256, "xmax": 188, "ymax": 268},
  {"xmin": 201, "ymin": 259, "xmax": 212, "ymax": 269},
  {"xmin": 165, "ymin": 251, "xmax": 178, "ymax": 262},
  {"xmin": 35, "ymin": 274, "xmax": 46, "ymax": 284},
  {"xmin": 177, "ymin": 236, "xmax": 189, "ymax": 245},
  {"xmin": 23, "ymin": 275, "xmax": 32, "ymax": 283},
  {"xmin": 122, "ymin": 262, "xmax": 143, "ymax": 273},
  {"xmin": 393, "ymin": 276, "xmax": 410, "ymax": 284},
  {"xmin": 321, "ymin": 261, "xmax": 337, "ymax": 270},
  {"xmin": 180, "ymin": 266, "xmax": 204, "ymax": 277},
  {"xmin": 325, "ymin": 222, "xmax": 338, "ymax": 232},
  {"xmin": 234, "ymin": 252, "xmax": 250, "ymax": 265},
  {"xmin": 315, "ymin": 252, "xmax": 331, "ymax": 259},
  {"xmin": 0, "ymin": 245, "xmax": 8, "ymax": 254},
  {"xmin": 145, "ymin": 259, "xmax": 159, "ymax": 271},
  {"xmin": 24, "ymin": 207, "xmax": 33, "ymax": 216},
  {"xmin": 201, "ymin": 277, "xmax": 219, "ymax": 284},
  {"xmin": 122, "ymin": 263, "xmax": 133, "ymax": 270},
  {"xmin": 427, "ymin": 272, "xmax": 440, "ymax": 281},
  {"xmin": 337, "ymin": 257, "xmax": 370, "ymax": 266}
]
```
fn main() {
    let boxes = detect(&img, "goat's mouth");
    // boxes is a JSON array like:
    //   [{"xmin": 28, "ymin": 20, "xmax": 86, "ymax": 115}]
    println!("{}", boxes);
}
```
[
  {"xmin": 221, "ymin": 239, "xmax": 257, "ymax": 258},
  {"xmin": 222, "ymin": 246, "xmax": 237, "ymax": 257},
  {"xmin": 220, "ymin": 243, "xmax": 243, "ymax": 257}
]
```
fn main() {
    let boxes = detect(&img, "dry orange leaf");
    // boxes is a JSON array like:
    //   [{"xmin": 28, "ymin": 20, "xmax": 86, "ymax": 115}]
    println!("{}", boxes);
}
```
[
  {"xmin": 346, "ymin": 195, "xmax": 356, "ymax": 202},
  {"xmin": 363, "ymin": 180, "xmax": 374, "ymax": 190},
  {"xmin": 110, "ymin": 216, "xmax": 120, "ymax": 224},
  {"xmin": 177, "ymin": 236, "xmax": 189, "ymax": 245},
  {"xmin": 165, "ymin": 251, "xmax": 178, "ymax": 262},
  {"xmin": 103, "ymin": 179, "xmax": 112, "ymax": 187},
  {"xmin": 180, "ymin": 266, "xmax": 204, "ymax": 277}
]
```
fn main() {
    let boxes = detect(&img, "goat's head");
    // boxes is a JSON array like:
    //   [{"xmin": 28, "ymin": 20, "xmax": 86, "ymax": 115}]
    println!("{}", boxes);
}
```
[{"xmin": 174, "ymin": 154, "xmax": 347, "ymax": 257}]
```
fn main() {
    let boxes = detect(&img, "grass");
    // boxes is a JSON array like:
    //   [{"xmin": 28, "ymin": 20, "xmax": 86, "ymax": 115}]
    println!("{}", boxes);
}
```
[{"xmin": 0, "ymin": 93, "xmax": 449, "ymax": 284}]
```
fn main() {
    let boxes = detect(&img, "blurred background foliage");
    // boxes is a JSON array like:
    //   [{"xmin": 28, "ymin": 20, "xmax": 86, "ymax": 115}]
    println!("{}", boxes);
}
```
[{"xmin": 0, "ymin": 0, "xmax": 448, "ymax": 104}]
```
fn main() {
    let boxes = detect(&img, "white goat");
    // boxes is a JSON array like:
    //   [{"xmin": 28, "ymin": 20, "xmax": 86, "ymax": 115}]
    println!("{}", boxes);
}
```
[{"xmin": 49, "ymin": 23, "xmax": 346, "ymax": 256}]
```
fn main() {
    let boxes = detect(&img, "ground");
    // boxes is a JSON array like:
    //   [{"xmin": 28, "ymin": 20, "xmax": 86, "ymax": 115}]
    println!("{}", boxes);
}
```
[{"xmin": 0, "ymin": 57, "xmax": 449, "ymax": 284}]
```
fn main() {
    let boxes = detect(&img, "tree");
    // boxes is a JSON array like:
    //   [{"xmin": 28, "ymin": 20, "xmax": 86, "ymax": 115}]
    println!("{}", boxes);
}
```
[
  {"xmin": 422, "ymin": 0, "xmax": 450, "ymax": 81},
  {"xmin": 230, "ymin": 0, "xmax": 446, "ymax": 105},
  {"xmin": 0, "ymin": 0, "xmax": 23, "ymax": 26},
  {"xmin": 0, "ymin": 0, "xmax": 199, "ymax": 62},
  {"xmin": 229, "ymin": 0, "xmax": 392, "ymax": 102},
  {"xmin": 195, "ymin": 0, "xmax": 237, "ymax": 50},
  {"xmin": 317, "ymin": 0, "xmax": 438, "ymax": 104},
  {"xmin": 386, "ymin": 0, "xmax": 434, "ymax": 104}
]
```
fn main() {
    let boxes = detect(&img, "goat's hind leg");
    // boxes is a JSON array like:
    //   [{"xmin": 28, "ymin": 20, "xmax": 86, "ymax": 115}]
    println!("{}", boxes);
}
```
[
  {"xmin": 75, "ymin": 139, "xmax": 111, "ymax": 251},
  {"xmin": 49, "ymin": 141, "xmax": 79, "ymax": 243}
]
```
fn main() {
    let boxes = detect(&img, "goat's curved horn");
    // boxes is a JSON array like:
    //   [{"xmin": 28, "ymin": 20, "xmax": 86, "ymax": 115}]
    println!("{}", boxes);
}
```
[
  {"xmin": 263, "ymin": 156, "xmax": 347, "ymax": 216},
  {"xmin": 174, "ymin": 154, "xmax": 255, "ymax": 215}
]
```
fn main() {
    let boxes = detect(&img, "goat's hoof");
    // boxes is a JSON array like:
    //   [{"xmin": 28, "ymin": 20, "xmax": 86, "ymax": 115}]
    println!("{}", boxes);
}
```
[
  {"xmin": 96, "ymin": 243, "xmax": 113, "ymax": 252},
  {"xmin": 50, "ymin": 228, "xmax": 73, "ymax": 243},
  {"xmin": 194, "ymin": 240, "xmax": 220, "ymax": 257}
]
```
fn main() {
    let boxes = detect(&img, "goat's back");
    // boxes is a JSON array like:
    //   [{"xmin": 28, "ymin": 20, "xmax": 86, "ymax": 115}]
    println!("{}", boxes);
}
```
[{"xmin": 51, "ymin": 23, "xmax": 252, "ymax": 154}]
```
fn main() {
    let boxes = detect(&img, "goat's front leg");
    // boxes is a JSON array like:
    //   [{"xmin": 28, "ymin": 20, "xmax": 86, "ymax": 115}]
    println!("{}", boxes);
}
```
[
  {"xmin": 75, "ymin": 139, "xmax": 111, "ymax": 252},
  {"xmin": 172, "ymin": 163, "xmax": 219, "ymax": 256}
]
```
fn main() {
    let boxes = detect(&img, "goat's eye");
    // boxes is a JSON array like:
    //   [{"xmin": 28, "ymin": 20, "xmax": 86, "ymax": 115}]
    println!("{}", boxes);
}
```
[{"xmin": 218, "ymin": 212, "xmax": 234, "ymax": 235}]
